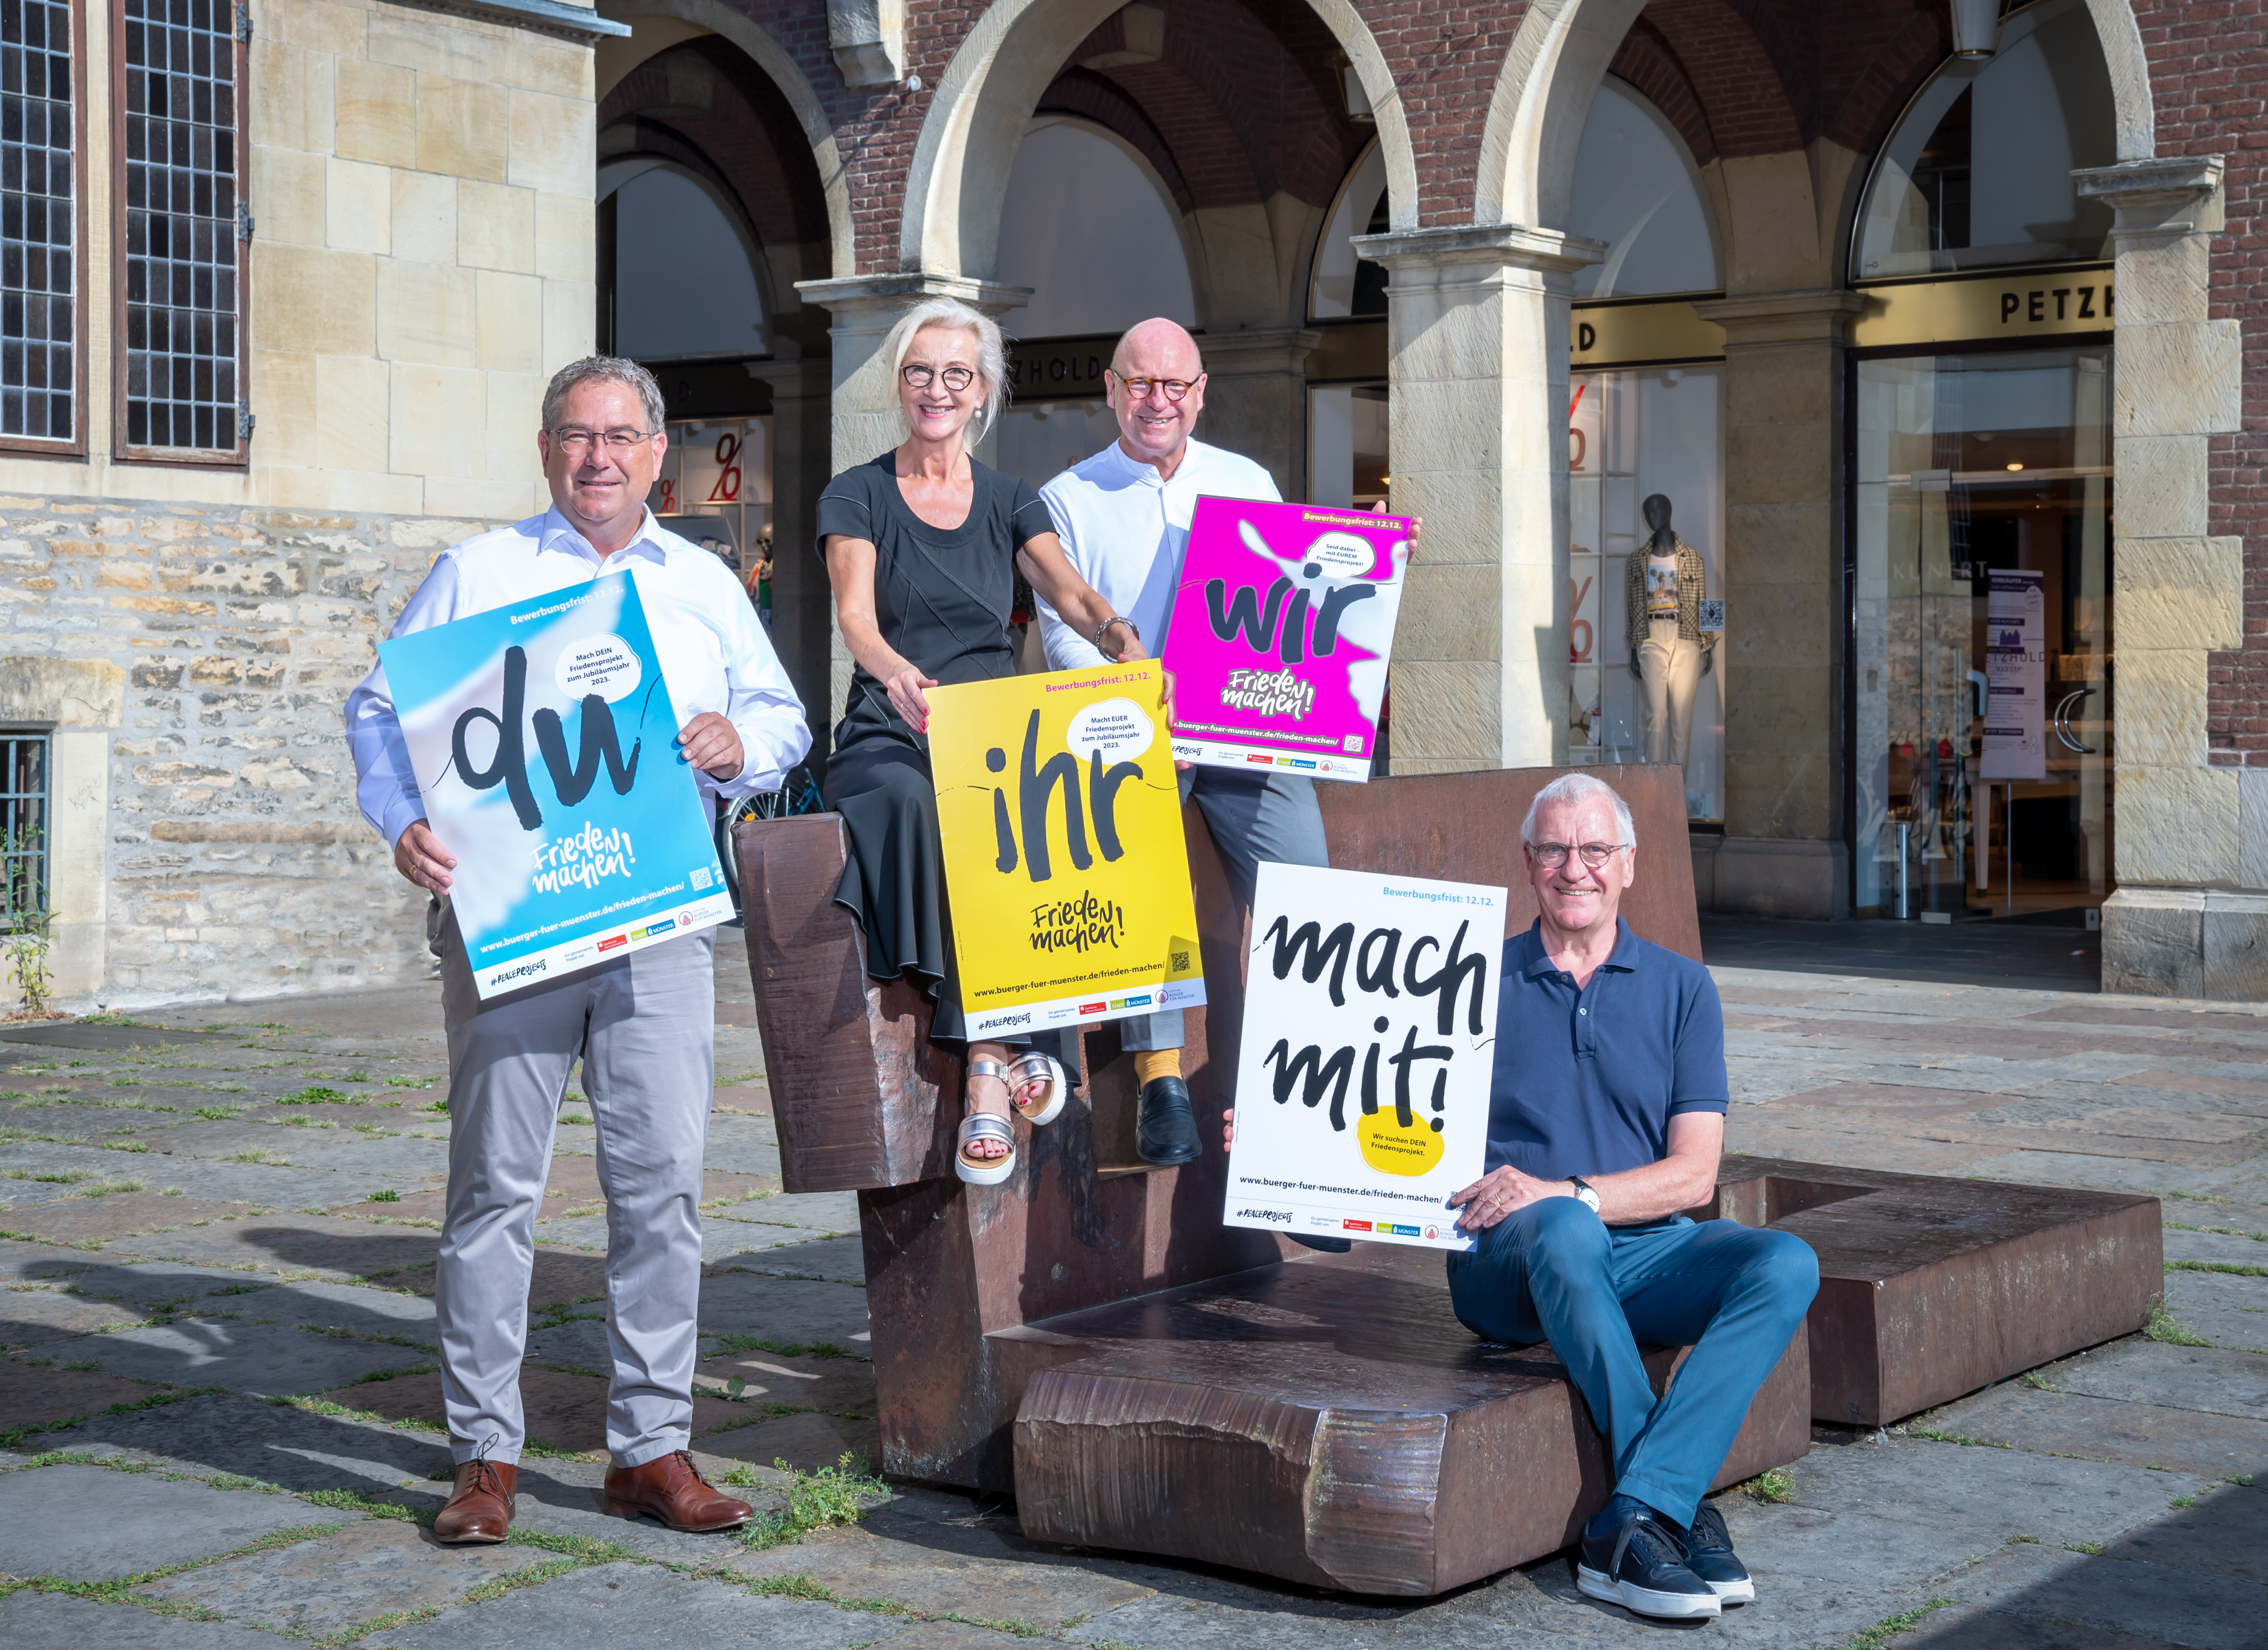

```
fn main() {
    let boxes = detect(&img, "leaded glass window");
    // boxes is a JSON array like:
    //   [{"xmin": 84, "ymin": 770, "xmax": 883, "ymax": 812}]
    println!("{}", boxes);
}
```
[
  {"xmin": 0, "ymin": 0, "xmax": 77, "ymax": 447},
  {"xmin": 121, "ymin": 0, "xmax": 241, "ymax": 457}
]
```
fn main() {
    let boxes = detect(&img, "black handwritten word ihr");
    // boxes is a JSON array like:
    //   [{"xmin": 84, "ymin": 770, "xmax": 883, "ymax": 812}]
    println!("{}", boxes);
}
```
[
  {"xmin": 986, "ymin": 709, "xmax": 1143, "ymax": 882},
  {"xmin": 1207, "ymin": 577, "xmax": 1375, "ymax": 665},
  {"xmin": 453, "ymin": 646, "xmax": 640, "ymax": 831},
  {"xmin": 1258, "ymin": 915, "xmax": 1489, "ymax": 1135}
]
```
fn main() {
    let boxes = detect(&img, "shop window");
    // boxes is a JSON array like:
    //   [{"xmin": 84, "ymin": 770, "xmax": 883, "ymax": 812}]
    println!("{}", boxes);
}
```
[
  {"xmin": 1853, "ymin": 0, "xmax": 2116, "ymax": 280},
  {"xmin": 1851, "ymin": 348, "xmax": 2111, "ymax": 921},
  {"xmin": 994, "ymin": 116, "xmax": 1194, "ymax": 340},
  {"xmin": 1568, "ymin": 78, "xmax": 1721, "ymax": 300},
  {"xmin": 1310, "ymin": 140, "xmax": 1387, "ymax": 321},
  {"xmin": 1, "ymin": 0, "xmax": 81, "ymax": 454},
  {"xmin": 654, "ymin": 416, "xmax": 771, "ymax": 567},
  {"xmin": 602, "ymin": 162, "xmax": 768, "ymax": 361},
  {"xmin": 116, "ymin": 0, "xmax": 246, "ymax": 463},
  {"xmin": 1569, "ymin": 367, "xmax": 1725, "ymax": 821}
]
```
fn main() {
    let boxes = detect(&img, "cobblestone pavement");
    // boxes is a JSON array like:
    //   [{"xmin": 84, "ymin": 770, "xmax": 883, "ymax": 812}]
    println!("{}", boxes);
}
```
[{"xmin": 0, "ymin": 933, "xmax": 2261, "ymax": 1647}]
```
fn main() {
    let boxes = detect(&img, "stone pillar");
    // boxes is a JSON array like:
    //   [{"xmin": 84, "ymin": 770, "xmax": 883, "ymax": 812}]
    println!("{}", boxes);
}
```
[
  {"xmin": 2073, "ymin": 158, "xmax": 2257, "ymax": 998},
  {"xmin": 1192, "ymin": 327, "xmax": 1322, "ymax": 500},
  {"xmin": 1691, "ymin": 290, "xmax": 1865, "ymax": 921},
  {"xmin": 1353, "ymin": 225, "xmax": 1602, "ymax": 774},
  {"xmin": 792, "ymin": 273, "xmax": 1034, "ymax": 742},
  {"xmin": 744, "ymin": 355, "xmax": 837, "ymax": 767}
]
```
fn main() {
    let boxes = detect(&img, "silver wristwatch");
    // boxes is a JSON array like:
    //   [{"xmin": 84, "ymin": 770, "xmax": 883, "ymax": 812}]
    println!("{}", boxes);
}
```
[{"xmin": 1569, "ymin": 1176, "xmax": 1601, "ymax": 1214}]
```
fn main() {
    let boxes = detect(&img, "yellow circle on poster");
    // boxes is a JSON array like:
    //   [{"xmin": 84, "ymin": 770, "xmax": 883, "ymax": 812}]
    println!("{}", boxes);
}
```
[{"xmin": 1356, "ymin": 1109, "xmax": 1443, "ymax": 1178}]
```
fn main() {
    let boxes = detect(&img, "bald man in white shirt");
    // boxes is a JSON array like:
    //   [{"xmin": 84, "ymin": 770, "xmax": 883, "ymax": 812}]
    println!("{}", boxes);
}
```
[
  {"xmin": 344, "ymin": 357, "xmax": 810, "ymax": 1545},
  {"xmin": 1036, "ymin": 319, "xmax": 1335, "ymax": 1173}
]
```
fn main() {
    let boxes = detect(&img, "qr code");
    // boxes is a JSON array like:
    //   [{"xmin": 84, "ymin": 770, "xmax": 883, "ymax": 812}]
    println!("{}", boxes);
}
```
[
  {"xmin": 1697, "ymin": 599, "xmax": 1725, "ymax": 632},
  {"xmin": 1343, "ymin": 734, "xmax": 1364, "ymax": 753},
  {"xmin": 689, "ymin": 866, "xmax": 713, "ymax": 890}
]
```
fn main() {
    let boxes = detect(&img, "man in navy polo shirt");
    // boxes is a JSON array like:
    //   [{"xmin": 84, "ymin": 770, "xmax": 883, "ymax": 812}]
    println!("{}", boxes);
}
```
[{"xmin": 1444, "ymin": 772, "xmax": 1817, "ymax": 1623}]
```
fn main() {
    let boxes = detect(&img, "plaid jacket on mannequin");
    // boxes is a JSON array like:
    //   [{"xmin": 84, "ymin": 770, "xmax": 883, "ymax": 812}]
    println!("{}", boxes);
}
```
[{"xmin": 1624, "ymin": 536, "xmax": 1715, "ymax": 655}]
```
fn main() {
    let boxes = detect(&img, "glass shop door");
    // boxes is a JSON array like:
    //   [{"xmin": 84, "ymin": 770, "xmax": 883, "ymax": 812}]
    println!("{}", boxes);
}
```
[{"xmin": 1852, "ymin": 346, "xmax": 2112, "ymax": 922}]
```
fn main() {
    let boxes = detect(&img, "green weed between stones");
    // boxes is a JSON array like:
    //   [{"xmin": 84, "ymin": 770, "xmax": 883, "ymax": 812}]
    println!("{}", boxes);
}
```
[
  {"xmin": 2166, "ymin": 1221, "xmax": 2268, "ymax": 1242},
  {"xmin": 1906, "ymin": 1427, "xmax": 2011, "ymax": 1449},
  {"xmin": 731, "ymin": 1453, "xmax": 887, "ymax": 1550},
  {"xmin": 1841, "ymin": 1598, "xmax": 1949, "ymax": 1647},
  {"xmin": 0, "ymin": 1384, "xmax": 225, "ymax": 1449},
  {"xmin": 1741, "ymin": 1468, "xmax": 1793, "ymax": 1503},
  {"xmin": 2167, "ymin": 1258, "xmax": 2268, "ymax": 1279},
  {"xmin": 366, "ymin": 1188, "xmax": 400, "ymax": 1202},
  {"xmin": 741, "ymin": 1574, "xmax": 1045, "ymax": 1639},
  {"xmin": 384, "ymin": 1074, "xmax": 439, "ymax": 1090},
  {"xmin": 0, "ymin": 1520, "xmax": 344, "ymax": 1605},
  {"xmin": 2147, "ymin": 1292, "xmax": 2213, "ymax": 1347},
  {"xmin": 279, "ymin": 1086, "xmax": 363, "ymax": 1106},
  {"xmin": 2065, "ymin": 1539, "xmax": 2107, "ymax": 1555},
  {"xmin": 712, "ymin": 1333, "xmax": 850, "ymax": 1359}
]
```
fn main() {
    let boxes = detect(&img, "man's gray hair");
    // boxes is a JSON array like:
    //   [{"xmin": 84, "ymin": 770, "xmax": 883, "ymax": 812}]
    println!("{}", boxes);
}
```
[
  {"xmin": 1520, "ymin": 772, "xmax": 1637, "ymax": 849},
  {"xmin": 884, "ymin": 297, "xmax": 1009, "ymax": 441},
  {"xmin": 542, "ymin": 356, "xmax": 667, "ymax": 435}
]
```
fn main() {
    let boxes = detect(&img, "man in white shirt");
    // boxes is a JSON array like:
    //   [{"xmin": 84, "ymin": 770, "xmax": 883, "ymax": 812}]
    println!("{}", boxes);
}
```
[
  {"xmin": 1037, "ymin": 319, "xmax": 1332, "ymax": 1170},
  {"xmin": 344, "ymin": 357, "xmax": 810, "ymax": 1544}
]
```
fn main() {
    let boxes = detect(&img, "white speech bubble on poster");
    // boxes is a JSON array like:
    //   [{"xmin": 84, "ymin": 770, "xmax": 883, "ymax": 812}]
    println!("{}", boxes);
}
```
[
  {"xmin": 1065, "ymin": 697, "xmax": 1155, "ymax": 763},
  {"xmin": 554, "ymin": 635, "xmax": 643, "ymax": 703},
  {"xmin": 1222, "ymin": 863, "xmax": 1506, "ymax": 1253}
]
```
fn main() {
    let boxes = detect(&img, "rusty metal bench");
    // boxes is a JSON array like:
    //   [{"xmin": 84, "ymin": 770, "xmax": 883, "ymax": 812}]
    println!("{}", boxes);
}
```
[{"xmin": 734, "ymin": 765, "xmax": 2158, "ymax": 1596}]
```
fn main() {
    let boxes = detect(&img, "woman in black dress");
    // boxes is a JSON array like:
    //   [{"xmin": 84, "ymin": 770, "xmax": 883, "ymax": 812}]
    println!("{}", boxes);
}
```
[{"xmin": 819, "ymin": 298, "xmax": 1145, "ymax": 1185}]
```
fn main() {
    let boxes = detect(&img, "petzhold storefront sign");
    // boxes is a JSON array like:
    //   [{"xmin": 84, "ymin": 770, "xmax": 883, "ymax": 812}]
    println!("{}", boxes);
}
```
[
  {"xmin": 926, "ymin": 661, "xmax": 1204, "ymax": 1038},
  {"xmin": 1161, "ymin": 497, "xmax": 1409, "ymax": 782},
  {"xmin": 1222, "ymin": 864, "xmax": 1505, "ymax": 1252}
]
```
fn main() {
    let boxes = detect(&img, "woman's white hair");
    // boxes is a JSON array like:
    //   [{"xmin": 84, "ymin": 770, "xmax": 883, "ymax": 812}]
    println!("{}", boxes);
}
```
[
  {"xmin": 883, "ymin": 297, "xmax": 1009, "ymax": 443},
  {"xmin": 1520, "ymin": 772, "xmax": 1637, "ymax": 848}
]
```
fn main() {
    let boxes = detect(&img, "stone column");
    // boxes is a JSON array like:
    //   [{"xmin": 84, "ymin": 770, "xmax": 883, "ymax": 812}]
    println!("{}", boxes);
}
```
[
  {"xmin": 2073, "ymin": 158, "xmax": 2256, "ymax": 998},
  {"xmin": 1192, "ymin": 327, "xmax": 1323, "ymax": 500},
  {"xmin": 792, "ymin": 273, "xmax": 1034, "ymax": 739},
  {"xmin": 744, "ymin": 355, "xmax": 837, "ymax": 767},
  {"xmin": 1691, "ymin": 290, "xmax": 1865, "ymax": 920},
  {"xmin": 1352, "ymin": 225, "xmax": 1602, "ymax": 774}
]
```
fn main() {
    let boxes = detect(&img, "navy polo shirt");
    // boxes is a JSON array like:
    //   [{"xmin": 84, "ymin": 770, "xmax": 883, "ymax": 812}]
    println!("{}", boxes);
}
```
[{"xmin": 1485, "ymin": 917, "xmax": 1728, "ymax": 1181}]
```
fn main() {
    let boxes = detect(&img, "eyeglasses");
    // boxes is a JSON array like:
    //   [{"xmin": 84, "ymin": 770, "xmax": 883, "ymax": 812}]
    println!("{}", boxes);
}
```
[
  {"xmin": 901, "ymin": 364, "xmax": 976, "ymax": 392},
  {"xmin": 1528, "ymin": 841, "xmax": 1631, "ymax": 869},
  {"xmin": 548, "ymin": 427, "xmax": 655, "ymax": 457},
  {"xmin": 1110, "ymin": 370, "xmax": 1201, "ymax": 403}
]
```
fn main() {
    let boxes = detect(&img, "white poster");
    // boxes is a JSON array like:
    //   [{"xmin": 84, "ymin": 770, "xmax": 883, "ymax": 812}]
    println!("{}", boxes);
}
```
[
  {"xmin": 1980, "ymin": 569, "xmax": 2046, "ymax": 781},
  {"xmin": 1223, "ymin": 864, "xmax": 1506, "ymax": 1253}
]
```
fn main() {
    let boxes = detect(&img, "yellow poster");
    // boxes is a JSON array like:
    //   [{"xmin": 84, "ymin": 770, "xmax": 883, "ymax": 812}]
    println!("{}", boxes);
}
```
[{"xmin": 927, "ymin": 661, "xmax": 1206, "ymax": 1039}]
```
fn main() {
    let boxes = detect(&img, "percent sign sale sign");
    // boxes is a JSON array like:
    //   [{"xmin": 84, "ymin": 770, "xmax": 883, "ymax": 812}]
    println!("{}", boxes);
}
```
[
  {"xmin": 1224, "ymin": 865, "xmax": 1506, "ymax": 1252},
  {"xmin": 378, "ymin": 575, "xmax": 733, "ymax": 998}
]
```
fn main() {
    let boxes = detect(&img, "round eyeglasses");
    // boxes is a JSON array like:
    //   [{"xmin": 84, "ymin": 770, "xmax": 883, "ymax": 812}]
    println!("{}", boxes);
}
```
[
  {"xmin": 1109, "ymin": 370, "xmax": 1200, "ymax": 403},
  {"xmin": 1528, "ymin": 842, "xmax": 1631, "ymax": 870},
  {"xmin": 902, "ymin": 364, "xmax": 976, "ymax": 392}
]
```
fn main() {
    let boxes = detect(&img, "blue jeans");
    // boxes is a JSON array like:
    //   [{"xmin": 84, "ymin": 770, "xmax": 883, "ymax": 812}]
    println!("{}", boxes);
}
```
[{"xmin": 1446, "ymin": 1200, "xmax": 1818, "ymax": 1527}]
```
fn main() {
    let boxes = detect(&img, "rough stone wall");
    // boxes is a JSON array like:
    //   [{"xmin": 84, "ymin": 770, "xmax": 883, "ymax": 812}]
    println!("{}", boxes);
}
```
[{"xmin": 7, "ymin": 495, "xmax": 480, "ymax": 1008}]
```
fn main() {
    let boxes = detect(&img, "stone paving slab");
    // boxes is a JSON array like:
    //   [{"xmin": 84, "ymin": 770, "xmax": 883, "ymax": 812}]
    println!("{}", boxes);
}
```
[
  {"xmin": 1, "ymin": 1193, "xmax": 254, "ymax": 1245},
  {"xmin": 1923, "ymin": 1382, "xmax": 2266, "ymax": 1480},
  {"xmin": 697, "ymin": 1349, "xmax": 874, "ymax": 1418},
  {"xmin": 0, "ymin": 1362, "xmax": 168, "ymax": 1431},
  {"xmin": 707, "ymin": 1234, "xmax": 867, "ymax": 1283},
  {"xmin": 318, "ymin": 1367, "xmax": 741, "ymax": 1455},
  {"xmin": 108, "ymin": 1215, "xmax": 448, "ymax": 1284},
  {"xmin": 1937, "ymin": 1535, "xmax": 2266, "ymax": 1650},
  {"xmin": 2163, "ymin": 1268, "xmax": 2268, "ymax": 1355},
  {"xmin": 2046, "ymin": 1339, "xmax": 2268, "ymax": 1423},
  {"xmin": 4, "ymin": 1256, "xmax": 293, "ymax": 1309},
  {"xmin": 0, "ymin": 1285, "xmax": 152, "ymax": 1345},
  {"xmin": 50, "ymin": 1392, "xmax": 450, "ymax": 1489},
  {"xmin": 374, "ymin": 1560, "xmax": 908, "ymax": 1649},
  {"xmin": 0, "ymin": 1176, "xmax": 126, "ymax": 1209},
  {"xmin": 0, "ymin": 1463, "xmax": 356, "ymax": 1581},
  {"xmin": 0, "ymin": 1590, "xmax": 297, "ymax": 1649},
  {"xmin": 727, "ymin": 1522, "xmax": 1157, "ymax": 1625},
  {"xmin": 696, "ymin": 1406, "xmax": 878, "ymax": 1472},
  {"xmin": 2107, "ymin": 1481, "xmax": 2266, "ymax": 1584},
  {"xmin": 697, "ymin": 1272, "xmax": 873, "ymax": 1348},
  {"xmin": 135, "ymin": 1515, "xmax": 559, "ymax": 1636},
  {"xmin": 49, "ymin": 1316, "xmax": 430, "ymax": 1397},
  {"xmin": 711, "ymin": 1189, "xmax": 862, "ymax": 1233}
]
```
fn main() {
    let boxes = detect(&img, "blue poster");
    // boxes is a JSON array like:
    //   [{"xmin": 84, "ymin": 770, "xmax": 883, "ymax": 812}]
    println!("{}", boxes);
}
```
[{"xmin": 378, "ymin": 575, "xmax": 733, "ymax": 998}]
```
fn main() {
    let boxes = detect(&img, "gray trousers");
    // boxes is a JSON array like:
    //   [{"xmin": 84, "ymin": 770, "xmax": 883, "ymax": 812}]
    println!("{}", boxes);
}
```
[
  {"xmin": 435, "ymin": 907, "xmax": 715, "ymax": 1467},
  {"xmin": 1121, "ymin": 767, "xmax": 1330, "ymax": 1053}
]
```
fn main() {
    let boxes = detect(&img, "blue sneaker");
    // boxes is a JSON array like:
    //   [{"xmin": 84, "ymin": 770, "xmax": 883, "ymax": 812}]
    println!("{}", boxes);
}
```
[
  {"xmin": 1576, "ymin": 1494, "xmax": 1721, "ymax": 1621},
  {"xmin": 1680, "ymin": 1498, "xmax": 1755, "ymax": 1604}
]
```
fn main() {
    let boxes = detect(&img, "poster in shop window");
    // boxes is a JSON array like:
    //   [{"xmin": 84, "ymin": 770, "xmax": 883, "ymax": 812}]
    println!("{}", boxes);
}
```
[
  {"xmin": 377, "ymin": 575, "xmax": 734, "ymax": 998},
  {"xmin": 1980, "ymin": 569, "xmax": 2047, "ymax": 781},
  {"xmin": 926, "ymin": 660, "xmax": 1206, "ymax": 1039},
  {"xmin": 1161, "ymin": 498, "xmax": 1410, "ymax": 781},
  {"xmin": 1223, "ymin": 864, "xmax": 1506, "ymax": 1252}
]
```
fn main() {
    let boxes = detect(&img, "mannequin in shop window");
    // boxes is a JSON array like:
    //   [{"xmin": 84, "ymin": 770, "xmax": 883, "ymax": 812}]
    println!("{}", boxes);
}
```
[{"xmin": 1624, "ymin": 494, "xmax": 1714, "ymax": 802}]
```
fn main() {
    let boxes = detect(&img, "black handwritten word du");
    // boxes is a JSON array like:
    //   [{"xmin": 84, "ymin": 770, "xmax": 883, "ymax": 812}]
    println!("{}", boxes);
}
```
[{"xmin": 453, "ymin": 646, "xmax": 640, "ymax": 831}]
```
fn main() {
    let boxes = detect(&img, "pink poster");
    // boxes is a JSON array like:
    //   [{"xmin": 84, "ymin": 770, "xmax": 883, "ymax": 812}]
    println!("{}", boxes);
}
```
[{"xmin": 1161, "ymin": 498, "xmax": 1410, "ymax": 782}]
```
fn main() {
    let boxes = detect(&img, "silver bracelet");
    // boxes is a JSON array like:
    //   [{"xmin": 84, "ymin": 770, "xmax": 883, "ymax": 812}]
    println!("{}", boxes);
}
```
[{"xmin": 1095, "ymin": 614, "xmax": 1139, "ymax": 649}]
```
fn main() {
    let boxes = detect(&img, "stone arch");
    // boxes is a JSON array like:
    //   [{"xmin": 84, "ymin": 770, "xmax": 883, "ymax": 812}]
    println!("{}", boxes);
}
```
[
  {"xmin": 2082, "ymin": 0, "xmax": 2155, "ymax": 160},
  {"xmin": 599, "ymin": 0, "xmax": 856, "ymax": 277},
  {"xmin": 899, "ymin": 0, "xmax": 1417, "ymax": 281}
]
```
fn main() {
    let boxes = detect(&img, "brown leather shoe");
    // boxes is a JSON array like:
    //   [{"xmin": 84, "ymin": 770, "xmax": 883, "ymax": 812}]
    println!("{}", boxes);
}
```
[
  {"xmin": 601, "ymin": 1450, "xmax": 752, "ymax": 1532},
  {"xmin": 432, "ymin": 1458, "xmax": 517, "ymax": 1544}
]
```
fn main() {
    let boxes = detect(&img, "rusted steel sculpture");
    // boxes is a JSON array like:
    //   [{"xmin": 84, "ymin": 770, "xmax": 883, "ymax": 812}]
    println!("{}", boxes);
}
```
[{"xmin": 734, "ymin": 764, "xmax": 2158, "ymax": 1596}]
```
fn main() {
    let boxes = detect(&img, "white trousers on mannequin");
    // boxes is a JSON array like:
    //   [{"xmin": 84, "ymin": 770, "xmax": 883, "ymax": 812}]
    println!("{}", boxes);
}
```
[{"xmin": 1638, "ymin": 618, "xmax": 1702, "ymax": 768}]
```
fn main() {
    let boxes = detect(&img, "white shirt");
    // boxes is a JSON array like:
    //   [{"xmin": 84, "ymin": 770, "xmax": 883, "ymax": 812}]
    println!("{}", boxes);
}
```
[
  {"xmin": 1036, "ymin": 437, "xmax": 1280, "ymax": 669},
  {"xmin": 345, "ymin": 506, "xmax": 811, "ymax": 848}
]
